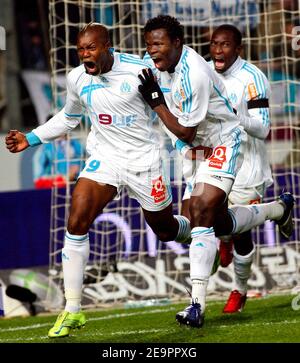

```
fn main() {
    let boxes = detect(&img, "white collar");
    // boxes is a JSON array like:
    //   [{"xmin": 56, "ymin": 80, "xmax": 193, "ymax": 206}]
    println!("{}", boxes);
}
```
[{"xmin": 223, "ymin": 56, "xmax": 245, "ymax": 76}]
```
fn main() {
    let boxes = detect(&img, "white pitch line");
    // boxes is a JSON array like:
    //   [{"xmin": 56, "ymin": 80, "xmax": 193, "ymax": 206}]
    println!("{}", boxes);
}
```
[
  {"xmin": 0, "ymin": 307, "xmax": 176, "ymax": 333},
  {"xmin": 1, "ymin": 319, "xmax": 300, "ymax": 343},
  {"xmin": 1, "ymin": 309, "xmax": 299, "ymax": 343},
  {"xmin": 88, "ymin": 307, "xmax": 176, "ymax": 322},
  {"xmin": 0, "ymin": 327, "xmax": 176, "ymax": 343}
]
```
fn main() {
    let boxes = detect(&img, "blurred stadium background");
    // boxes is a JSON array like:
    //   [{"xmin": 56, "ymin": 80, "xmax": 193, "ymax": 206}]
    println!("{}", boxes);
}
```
[{"xmin": 0, "ymin": 0, "xmax": 300, "ymax": 318}]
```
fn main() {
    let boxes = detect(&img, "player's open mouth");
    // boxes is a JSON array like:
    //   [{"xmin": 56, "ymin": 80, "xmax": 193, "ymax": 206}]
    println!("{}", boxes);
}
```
[
  {"xmin": 214, "ymin": 58, "xmax": 225, "ymax": 70},
  {"xmin": 152, "ymin": 57, "xmax": 163, "ymax": 68},
  {"xmin": 84, "ymin": 61, "xmax": 98, "ymax": 74}
]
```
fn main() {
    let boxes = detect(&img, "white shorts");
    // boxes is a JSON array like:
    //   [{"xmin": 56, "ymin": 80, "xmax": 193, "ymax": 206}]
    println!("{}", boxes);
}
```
[
  {"xmin": 182, "ymin": 173, "xmax": 234, "ymax": 200},
  {"xmin": 79, "ymin": 154, "xmax": 172, "ymax": 212},
  {"xmin": 182, "ymin": 142, "xmax": 244, "ymax": 199},
  {"xmin": 195, "ymin": 144, "xmax": 244, "ymax": 180},
  {"xmin": 228, "ymin": 183, "xmax": 266, "ymax": 206}
]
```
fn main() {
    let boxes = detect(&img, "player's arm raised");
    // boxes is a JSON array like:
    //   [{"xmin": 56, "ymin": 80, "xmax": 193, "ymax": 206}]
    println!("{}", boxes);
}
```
[
  {"xmin": 138, "ymin": 68, "xmax": 197, "ymax": 143},
  {"xmin": 5, "ymin": 130, "xmax": 29, "ymax": 153},
  {"xmin": 6, "ymin": 72, "xmax": 83, "ymax": 154}
]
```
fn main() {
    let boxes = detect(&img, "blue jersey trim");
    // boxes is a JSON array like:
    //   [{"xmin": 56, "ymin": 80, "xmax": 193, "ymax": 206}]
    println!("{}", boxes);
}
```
[
  {"xmin": 26, "ymin": 132, "xmax": 42, "ymax": 147},
  {"xmin": 213, "ymin": 85, "xmax": 234, "ymax": 113},
  {"xmin": 80, "ymin": 84, "xmax": 108, "ymax": 97},
  {"xmin": 120, "ymin": 54, "xmax": 147, "ymax": 67},
  {"xmin": 180, "ymin": 51, "xmax": 192, "ymax": 113},
  {"xmin": 175, "ymin": 139, "xmax": 189, "ymax": 152},
  {"xmin": 64, "ymin": 112, "xmax": 82, "ymax": 118}
]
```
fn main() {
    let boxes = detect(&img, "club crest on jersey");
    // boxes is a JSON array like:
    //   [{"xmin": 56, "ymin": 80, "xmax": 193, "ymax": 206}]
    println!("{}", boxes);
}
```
[
  {"xmin": 229, "ymin": 92, "xmax": 238, "ymax": 105},
  {"xmin": 151, "ymin": 176, "xmax": 166, "ymax": 203},
  {"xmin": 120, "ymin": 81, "xmax": 131, "ymax": 93},
  {"xmin": 99, "ymin": 76, "xmax": 109, "ymax": 83},
  {"xmin": 208, "ymin": 146, "xmax": 227, "ymax": 169}
]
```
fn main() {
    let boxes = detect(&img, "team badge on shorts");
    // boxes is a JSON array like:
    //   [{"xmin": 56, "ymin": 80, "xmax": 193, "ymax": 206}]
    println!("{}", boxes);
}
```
[
  {"xmin": 151, "ymin": 176, "xmax": 166, "ymax": 204},
  {"xmin": 249, "ymin": 198, "xmax": 261, "ymax": 205},
  {"xmin": 208, "ymin": 146, "xmax": 227, "ymax": 169}
]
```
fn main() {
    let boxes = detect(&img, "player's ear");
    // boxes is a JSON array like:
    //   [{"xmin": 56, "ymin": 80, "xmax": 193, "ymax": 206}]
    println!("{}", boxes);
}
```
[
  {"xmin": 105, "ymin": 41, "xmax": 111, "ymax": 52},
  {"xmin": 173, "ymin": 38, "xmax": 181, "ymax": 49},
  {"xmin": 236, "ymin": 44, "xmax": 243, "ymax": 55}
]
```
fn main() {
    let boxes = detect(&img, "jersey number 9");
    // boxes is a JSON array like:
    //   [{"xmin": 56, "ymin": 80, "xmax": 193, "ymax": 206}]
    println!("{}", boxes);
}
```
[{"xmin": 99, "ymin": 114, "xmax": 112, "ymax": 125}]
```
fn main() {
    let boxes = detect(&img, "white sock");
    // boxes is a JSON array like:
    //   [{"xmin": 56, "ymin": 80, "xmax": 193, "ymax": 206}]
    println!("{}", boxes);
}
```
[
  {"xmin": 62, "ymin": 231, "xmax": 90, "ymax": 313},
  {"xmin": 233, "ymin": 247, "xmax": 255, "ymax": 295},
  {"xmin": 189, "ymin": 227, "xmax": 218, "ymax": 313},
  {"xmin": 174, "ymin": 215, "xmax": 191, "ymax": 243},
  {"xmin": 191, "ymin": 279, "xmax": 208, "ymax": 313},
  {"xmin": 229, "ymin": 202, "xmax": 284, "ymax": 234}
]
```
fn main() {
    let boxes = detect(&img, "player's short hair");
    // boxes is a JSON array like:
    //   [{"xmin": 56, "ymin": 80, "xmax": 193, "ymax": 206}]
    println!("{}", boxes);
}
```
[
  {"xmin": 143, "ymin": 15, "xmax": 184, "ymax": 44},
  {"xmin": 213, "ymin": 24, "xmax": 242, "ymax": 46},
  {"xmin": 78, "ymin": 22, "xmax": 110, "ymax": 43}
]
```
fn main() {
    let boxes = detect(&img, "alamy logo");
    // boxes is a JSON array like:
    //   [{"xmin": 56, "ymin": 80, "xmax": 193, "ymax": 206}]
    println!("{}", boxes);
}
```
[{"xmin": 0, "ymin": 26, "xmax": 6, "ymax": 50}]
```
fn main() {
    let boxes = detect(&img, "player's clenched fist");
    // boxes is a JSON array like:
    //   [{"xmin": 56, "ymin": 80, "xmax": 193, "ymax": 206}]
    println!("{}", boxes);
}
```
[{"xmin": 5, "ymin": 130, "xmax": 29, "ymax": 153}]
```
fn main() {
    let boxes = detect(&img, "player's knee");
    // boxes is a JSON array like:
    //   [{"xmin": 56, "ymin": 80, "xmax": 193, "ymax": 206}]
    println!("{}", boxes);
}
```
[
  {"xmin": 67, "ymin": 214, "xmax": 90, "ymax": 235},
  {"xmin": 189, "ymin": 197, "xmax": 210, "ymax": 218},
  {"xmin": 233, "ymin": 230, "xmax": 254, "ymax": 256},
  {"xmin": 189, "ymin": 196, "xmax": 218, "ymax": 227},
  {"xmin": 155, "ymin": 228, "xmax": 175, "ymax": 242}
]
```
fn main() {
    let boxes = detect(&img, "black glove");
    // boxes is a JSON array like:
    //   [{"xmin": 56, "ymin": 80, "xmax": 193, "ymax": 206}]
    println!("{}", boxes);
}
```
[{"xmin": 138, "ymin": 68, "xmax": 166, "ymax": 109}]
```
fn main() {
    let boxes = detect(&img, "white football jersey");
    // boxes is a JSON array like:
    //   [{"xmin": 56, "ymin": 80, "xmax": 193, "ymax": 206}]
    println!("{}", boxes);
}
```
[
  {"xmin": 31, "ymin": 52, "xmax": 159, "ymax": 171},
  {"xmin": 209, "ymin": 56, "xmax": 273, "ymax": 189},
  {"xmin": 146, "ymin": 45, "xmax": 244, "ymax": 148}
]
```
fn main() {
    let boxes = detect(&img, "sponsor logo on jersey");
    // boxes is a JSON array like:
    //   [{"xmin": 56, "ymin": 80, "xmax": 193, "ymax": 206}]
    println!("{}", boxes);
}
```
[
  {"xmin": 120, "ymin": 81, "xmax": 131, "ymax": 93},
  {"xmin": 179, "ymin": 87, "xmax": 187, "ymax": 112},
  {"xmin": 248, "ymin": 82, "xmax": 258, "ymax": 99},
  {"xmin": 98, "ymin": 113, "xmax": 137, "ymax": 127},
  {"xmin": 174, "ymin": 90, "xmax": 181, "ymax": 103},
  {"xmin": 180, "ymin": 87, "xmax": 186, "ymax": 100},
  {"xmin": 151, "ymin": 176, "xmax": 166, "ymax": 203},
  {"xmin": 173, "ymin": 88, "xmax": 186, "ymax": 111},
  {"xmin": 208, "ymin": 146, "xmax": 227, "ymax": 169}
]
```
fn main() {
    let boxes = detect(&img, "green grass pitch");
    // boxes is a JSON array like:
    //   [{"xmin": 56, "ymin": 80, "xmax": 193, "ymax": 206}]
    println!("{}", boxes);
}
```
[{"xmin": 0, "ymin": 293, "xmax": 299, "ymax": 343}]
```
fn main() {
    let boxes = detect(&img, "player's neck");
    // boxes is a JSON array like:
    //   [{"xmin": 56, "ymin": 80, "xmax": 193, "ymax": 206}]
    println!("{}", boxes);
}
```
[
  {"xmin": 101, "ymin": 54, "xmax": 114, "ymax": 74},
  {"xmin": 167, "ymin": 47, "xmax": 182, "ymax": 74}
]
